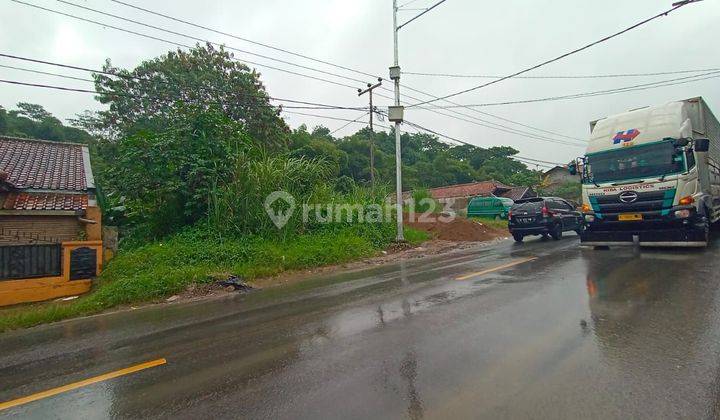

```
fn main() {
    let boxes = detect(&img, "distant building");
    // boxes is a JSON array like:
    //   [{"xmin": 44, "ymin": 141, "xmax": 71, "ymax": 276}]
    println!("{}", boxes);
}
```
[
  {"xmin": 500, "ymin": 186, "xmax": 537, "ymax": 202},
  {"xmin": 542, "ymin": 166, "xmax": 580, "ymax": 190},
  {"xmin": 402, "ymin": 180, "xmax": 537, "ymax": 212}
]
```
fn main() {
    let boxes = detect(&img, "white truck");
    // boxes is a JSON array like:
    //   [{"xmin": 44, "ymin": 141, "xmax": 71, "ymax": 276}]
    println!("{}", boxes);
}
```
[{"xmin": 570, "ymin": 97, "xmax": 720, "ymax": 247}]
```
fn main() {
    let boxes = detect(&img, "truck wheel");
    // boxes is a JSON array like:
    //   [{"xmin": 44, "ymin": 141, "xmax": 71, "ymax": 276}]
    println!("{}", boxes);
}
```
[
  {"xmin": 513, "ymin": 233, "xmax": 524, "ymax": 243},
  {"xmin": 697, "ymin": 207, "xmax": 711, "ymax": 247},
  {"xmin": 700, "ymin": 217, "xmax": 710, "ymax": 247},
  {"xmin": 550, "ymin": 224, "xmax": 563, "ymax": 240}
]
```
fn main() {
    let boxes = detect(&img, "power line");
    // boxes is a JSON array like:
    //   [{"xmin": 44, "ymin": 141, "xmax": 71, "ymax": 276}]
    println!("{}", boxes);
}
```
[
  {"xmin": 290, "ymin": 110, "xmax": 561, "ymax": 168},
  {"xmin": 0, "ymin": 63, "xmax": 93, "ymax": 83},
  {"xmin": 402, "ymin": 67, "xmax": 720, "ymax": 79},
  {"xmin": 395, "ymin": 85, "xmax": 585, "ymax": 142},
  {"xmin": 374, "ymin": 92, "xmax": 587, "ymax": 148},
  {"xmin": 10, "ymin": 0, "xmax": 363, "ymax": 91},
  {"xmin": 55, "ymin": 0, "xmax": 376, "ymax": 88},
  {"xmin": 0, "ymin": 53, "xmax": 366, "ymax": 110},
  {"xmin": 396, "ymin": 0, "xmax": 448, "ymax": 31},
  {"xmin": 397, "ymin": 0, "xmax": 425, "ymax": 9},
  {"xmin": 2, "ymin": 36, "xmax": 578, "ymax": 149},
  {"xmin": 400, "ymin": 117, "xmax": 565, "ymax": 166},
  {"xmin": 17, "ymin": 0, "xmax": 583, "ymax": 147},
  {"xmin": 406, "ymin": 0, "xmax": 702, "ymax": 107},
  {"xmin": 109, "ymin": 0, "xmax": 383, "ymax": 81},
  {"xmin": 107, "ymin": 0, "xmax": 583, "ymax": 146},
  {"xmin": 424, "ymin": 70, "xmax": 720, "ymax": 108},
  {"xmin": 0, "ymin": 77, "xmax": 366, "ymax": 111},
  {"xmin": 282, "ymin": 110, "xmax": 391, "ymax": 130},
  {"xmin": 330, "ymin": 111, "xmax": 371, "ymax": 135}
]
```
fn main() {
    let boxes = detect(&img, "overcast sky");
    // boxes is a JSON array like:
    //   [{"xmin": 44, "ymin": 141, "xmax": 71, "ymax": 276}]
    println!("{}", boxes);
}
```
[{"xmin": 2, "ymin": 0, "xmax": 719, "ymax": 167}]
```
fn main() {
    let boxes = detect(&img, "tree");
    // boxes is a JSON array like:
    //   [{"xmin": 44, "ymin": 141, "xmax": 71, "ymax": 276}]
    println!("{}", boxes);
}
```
[
  {"xmin": 92, "ymin": 43, "xmax": 288, "ymax": 146},
  {"xmin": 100, "ymin": 106, "xmax": 251, "ymax": 238},
  {"xmin": 287, "ymin": 125, "xmax": 348, "ymax": 177},
  {"xmin": 541, "ymin": 181, "xmax": 582, "ymax": 202},
  {"xmin": 0, "ymin": 102, "xmax": 93, "ymax": 143},
  {"xmin": 0, "ymin": 106, "xmax": 7, "ymax": 134},
  {"xmin": 15, "ymin": 102, "xmax": 55, "ymax": 122}
]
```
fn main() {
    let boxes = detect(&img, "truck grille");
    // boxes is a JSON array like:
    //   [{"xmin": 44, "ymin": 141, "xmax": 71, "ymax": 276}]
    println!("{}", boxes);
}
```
[{"xmin": 589, "ymin": 189, "xmax": 675, "ymax": 215}]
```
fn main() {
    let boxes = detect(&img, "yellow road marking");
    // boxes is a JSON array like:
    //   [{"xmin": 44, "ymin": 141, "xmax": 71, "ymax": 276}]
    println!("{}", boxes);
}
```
[
  {"xmin": 0, "ymin": 358, "xmax": 167, "ymax": 412},
  {"xmin": 455, "ymin": 257, "xmax": 538, "ymax": 281}
]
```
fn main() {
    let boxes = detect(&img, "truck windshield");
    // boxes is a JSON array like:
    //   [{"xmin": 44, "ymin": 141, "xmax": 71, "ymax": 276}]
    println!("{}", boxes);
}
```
[{"xmin": 584, "ymin": 141, "xmax": 684, "ymax": 184}]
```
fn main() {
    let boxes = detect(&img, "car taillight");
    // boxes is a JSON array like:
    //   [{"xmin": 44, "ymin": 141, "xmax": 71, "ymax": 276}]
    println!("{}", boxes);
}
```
[{"xmin": 508, "ymin": 210, "xmax": 513, "ymax": 219}]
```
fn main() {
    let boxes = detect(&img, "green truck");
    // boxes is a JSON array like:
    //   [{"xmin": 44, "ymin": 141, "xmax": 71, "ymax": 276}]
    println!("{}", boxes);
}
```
[{"xmin": 467, "ymin": 196, "xmax": 514, "ymax": 219}]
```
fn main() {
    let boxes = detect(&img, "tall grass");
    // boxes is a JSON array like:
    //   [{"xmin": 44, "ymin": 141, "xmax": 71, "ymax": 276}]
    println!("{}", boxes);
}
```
[
  {"xmin": 208, "ymin": 151, "xmax": 332, "ymax": 236},
  {"xmin": 208, "ymin": 150, "xmax": 396, "ymax": 240}
]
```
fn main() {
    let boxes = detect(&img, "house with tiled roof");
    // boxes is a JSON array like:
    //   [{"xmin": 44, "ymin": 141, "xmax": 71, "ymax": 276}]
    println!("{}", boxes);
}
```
[
  {"xmin": 0, "ymin": 136, "xmax": 99, "ymax": 242},
  {"xmin": 0, "ymin": 136, "xmax": 103, "ymax": 306},
  {"xmin": 401, "ymin": 180, "xmax": 537, "ymax": 212}
]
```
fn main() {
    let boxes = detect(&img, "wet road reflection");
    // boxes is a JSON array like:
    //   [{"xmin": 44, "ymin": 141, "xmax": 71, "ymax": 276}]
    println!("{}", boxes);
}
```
[{"xmin": 2, "ymin": 236, "xmax": 720, "ymax": 419}]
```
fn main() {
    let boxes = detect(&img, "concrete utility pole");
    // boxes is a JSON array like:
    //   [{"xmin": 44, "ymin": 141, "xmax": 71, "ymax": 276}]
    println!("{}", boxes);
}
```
[
  {"xmin": 389, "ymin": 0, "xmax": 405, "ymax": 241},
  {"xmin": 388, "ymin": 0, "xmax": 447, "ymax": 242},
  {"xmin": 358, "ymin": 78, "xmax": 382, "ymax": 187}
]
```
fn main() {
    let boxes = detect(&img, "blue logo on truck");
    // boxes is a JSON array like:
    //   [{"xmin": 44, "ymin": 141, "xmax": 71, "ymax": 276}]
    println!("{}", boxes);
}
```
[{"xmin": 613, "ymin": 129, "xmax": 640, "ymax": 144}]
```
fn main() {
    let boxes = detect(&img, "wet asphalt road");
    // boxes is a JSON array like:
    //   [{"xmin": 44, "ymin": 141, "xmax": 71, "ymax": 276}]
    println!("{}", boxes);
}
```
[{"xmin": 2, "ymin": 233, "xmax": 720, "ymax": 419}]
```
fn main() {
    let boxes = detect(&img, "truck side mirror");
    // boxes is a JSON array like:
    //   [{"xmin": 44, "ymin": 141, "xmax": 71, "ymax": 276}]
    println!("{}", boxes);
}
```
[
  {"xmin": 568, "ymin": 162, "xmax": 577, "ymax": 175},
  {"xmin": 695, "ymin": 138, "xmax": 710, "ymax": 152},
  {"xmin": 674, "ymin": 138, "xmax": 690, "ymax": 147}
]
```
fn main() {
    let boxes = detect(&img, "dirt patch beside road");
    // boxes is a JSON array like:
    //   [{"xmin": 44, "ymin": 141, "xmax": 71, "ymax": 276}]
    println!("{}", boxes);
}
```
[{"xmin": 404, "ymin": 214, "xmax": 508, "ymax": 241}]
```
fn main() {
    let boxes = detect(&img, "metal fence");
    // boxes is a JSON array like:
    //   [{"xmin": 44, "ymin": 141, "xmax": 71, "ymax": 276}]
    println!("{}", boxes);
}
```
[{"xmin": 0, "ymin": 244, "xmax": 62, "ymax": 280}]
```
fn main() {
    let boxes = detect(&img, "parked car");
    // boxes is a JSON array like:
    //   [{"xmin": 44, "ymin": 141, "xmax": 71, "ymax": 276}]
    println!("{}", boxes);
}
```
[
  {"xmin": 467, "ymin": 196, "xmax": 514, "ymax": 219},
  {"xmin": 508, "ymin": 197, "xmax": 584, "ymax": 242}
]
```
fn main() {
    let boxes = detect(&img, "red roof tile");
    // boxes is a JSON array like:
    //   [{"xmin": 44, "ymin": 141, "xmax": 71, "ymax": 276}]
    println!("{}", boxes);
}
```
[
  {"xmin": 0, "ymin": 192, "xmax": 87, "ymax": 211},
  {"xmin": 427, "ymin": 181, "xmax": 512, "ymax": 200},
  {"xmin": 0, "ymin": 137, "xmax": 88, "ymax": 191}
]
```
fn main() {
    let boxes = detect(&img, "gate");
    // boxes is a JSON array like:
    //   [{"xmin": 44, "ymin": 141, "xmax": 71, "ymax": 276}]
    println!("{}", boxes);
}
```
[{"xmin": 0, "ymin": 244, "xmax": 62, "ymax": 280}]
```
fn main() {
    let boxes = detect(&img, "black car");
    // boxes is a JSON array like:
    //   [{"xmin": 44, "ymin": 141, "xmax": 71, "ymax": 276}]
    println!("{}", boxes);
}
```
[{"xmin": 508, "ymin": 197, "xmax": 584, "ymax": 243}]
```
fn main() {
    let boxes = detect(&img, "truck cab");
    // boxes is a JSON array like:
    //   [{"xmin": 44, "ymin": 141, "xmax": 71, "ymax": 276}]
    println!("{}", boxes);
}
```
[{"xmin": 573, "ymin": 98, "xmax": 720, "ymax": 247}]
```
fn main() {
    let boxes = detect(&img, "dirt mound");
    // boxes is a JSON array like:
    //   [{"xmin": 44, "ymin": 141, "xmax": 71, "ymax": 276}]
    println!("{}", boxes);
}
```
[{"xmin": 404, "ymin": 214, "xmax": 508, "ymax": 242}]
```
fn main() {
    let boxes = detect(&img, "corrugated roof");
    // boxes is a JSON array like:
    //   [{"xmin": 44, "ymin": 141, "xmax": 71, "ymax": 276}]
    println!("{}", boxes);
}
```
[{"xmin": 0, "ymin": 136, "xmax": 88, "ymax": 191}]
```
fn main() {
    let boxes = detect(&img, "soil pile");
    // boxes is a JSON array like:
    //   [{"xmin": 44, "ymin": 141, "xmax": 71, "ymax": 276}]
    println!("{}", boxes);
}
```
[{"xmin": 404, "ymin": 214, "xmax": 507, "ymax": 241}]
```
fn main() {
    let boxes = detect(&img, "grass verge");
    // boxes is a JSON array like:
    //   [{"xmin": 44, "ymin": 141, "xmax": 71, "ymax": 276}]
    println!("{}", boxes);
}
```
[
  {"xmin": 0, "ymin": 225, "xmax": 429, "ymax": 332},
  {"xmin": 469, "ymin": 217, "xmax": 509, "ymax": 230}
]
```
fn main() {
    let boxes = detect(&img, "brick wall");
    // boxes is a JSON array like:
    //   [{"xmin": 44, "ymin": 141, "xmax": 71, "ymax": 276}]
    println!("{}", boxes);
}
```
[{"xmin": 0, "ymin": 215, "xmax": 82, "ymax": 244}]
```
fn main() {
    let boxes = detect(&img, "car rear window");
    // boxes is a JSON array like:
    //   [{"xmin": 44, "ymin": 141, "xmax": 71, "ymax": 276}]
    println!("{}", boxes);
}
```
[{"xmin": 512, "ymin": 200, "xmax": 544, "ymax": 211}]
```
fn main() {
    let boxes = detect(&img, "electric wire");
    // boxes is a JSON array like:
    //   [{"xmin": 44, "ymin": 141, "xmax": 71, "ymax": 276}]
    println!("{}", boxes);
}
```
[
  {"xmin": 0, "ymin": 53, "xmax": 366, "ymax": 110},
  {"xmin": 423, "ymin": 70, "xmax": 720, "ymax": 108},
  {"xmin": 9, "ymin": 0, "xmax": 364, "ymax": 91},
  {"xmin": 105, "ymin": 0, "xmax": 584, "ymax": 146},
  {"xmin": 402, "ymin": 67, "xmax": 720, "ymax": 79},
  {"xmin": 406, "ymin": 0, "xmax": 702, "ymax": 107},
  {"xmin": 56, "ymin": 0, "xmax": 375, "ymax": 87}
]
